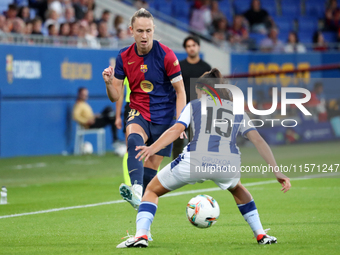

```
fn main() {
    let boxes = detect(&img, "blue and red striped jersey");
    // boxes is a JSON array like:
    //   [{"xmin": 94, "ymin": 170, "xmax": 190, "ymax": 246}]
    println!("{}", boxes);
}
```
[{"xmin": 114, "ymin": 40, "xmax": 182, "ymax": 125}]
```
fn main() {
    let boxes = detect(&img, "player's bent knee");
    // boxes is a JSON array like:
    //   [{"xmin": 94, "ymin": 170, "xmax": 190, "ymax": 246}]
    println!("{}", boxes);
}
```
[{"xmin": 127, "ymin": 133, "xmax": 144, "ymax": 151}]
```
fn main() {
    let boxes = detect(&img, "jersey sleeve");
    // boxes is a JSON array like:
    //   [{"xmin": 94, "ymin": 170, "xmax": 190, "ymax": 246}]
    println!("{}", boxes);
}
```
[
  {"xmin": 176, "ymin": 102, "xmax": 191, "ymax": 128},
  {"xmin": 239, "ymin": 113, "xmax": 256, "ymax": 138},
  {"xmin": 164, "ymin": 49, "xmax": 182, "ymax": 80},
  {"xmin": 114, "ymin": 51, "xmax": 125, "ymax": 80}
]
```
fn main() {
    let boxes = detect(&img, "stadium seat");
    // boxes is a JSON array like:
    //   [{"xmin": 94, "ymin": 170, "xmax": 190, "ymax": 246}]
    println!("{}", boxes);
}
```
[
  {"xmin": 249, "ymin": 32, "xmax": 266, "ymax": 45},
  {"xmin": 173, "ymin": 1, "xmax": 190, "ymax": 19},
  {"xmin": 305, "ymin": 1, "xmax": 326, "ymax": 18},
  {"xmin": 281, "ymin": 0, "xmax": 301, "ymax": 18},
  {"xmin": 234, "ymin": 0, "xmax": 251, "ymax": 14},
  {"xmin": 155, "ymin": 0, "xmax": 172, "ymax": 17},
  {"xmin": 298, "ymin": 17, "xmax": 319, "ymax": 33},
  {"xmin": 298, "ymin": 31, "xmax": 313, "ymax": 43},
  {"xmin": 218, "ymin": 0, "xmax": 233, "ymax": 22},
  {"xmin": 322, "ymin": 31, "xmax": 337, "ymax": 43},
  {"xmin": 74, "ymin": 124, "xmax": 106, "ymax": 156},
  {"xmin": 274, "ymin": 17, "xmax": 294, "ymax": 34},
  {"xmin": 260, "ymin": 0, "xmax": 277, "ymax": 16}
]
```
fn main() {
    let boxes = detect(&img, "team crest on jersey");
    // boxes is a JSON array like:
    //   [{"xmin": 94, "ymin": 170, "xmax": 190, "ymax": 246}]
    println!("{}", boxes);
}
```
[
  {"xmin": 140, "ymin": 65, "xmax": 148, "ymax": 73},
  {"xmin": 140, "ymin": 80, "xmax": 154, "ymax": 93}
]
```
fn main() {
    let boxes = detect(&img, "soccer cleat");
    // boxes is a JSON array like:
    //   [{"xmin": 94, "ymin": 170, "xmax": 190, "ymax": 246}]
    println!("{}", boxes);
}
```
[
  {"xmin": 116, "ymin": 235, "xmax": 148, "ymax": 248},
  {"xmin": 119, "ymin": 183, "xmax": 141, "ymax": 210},
  {"xmin": 147, "ymin": 230, "xmax": 153, "ymax": 241},
  {"xmin": 257, "ymin": 234, "xmax": 277, "ymax": 245}
]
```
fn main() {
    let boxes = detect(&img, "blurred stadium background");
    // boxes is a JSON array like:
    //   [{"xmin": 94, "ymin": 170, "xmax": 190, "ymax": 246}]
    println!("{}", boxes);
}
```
[{"xmin": 0, "ymin": 0, "xmax": 340, "ymax": 254}]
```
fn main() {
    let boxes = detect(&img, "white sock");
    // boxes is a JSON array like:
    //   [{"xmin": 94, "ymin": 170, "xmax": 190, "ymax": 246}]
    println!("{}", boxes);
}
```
[
  {"xmin": 243, "ymin": 210, "xmax": 266, "ymax": 238},
  {"xmin": 135, "ymin": 228, "xmax": 148, "ymax": 237}
]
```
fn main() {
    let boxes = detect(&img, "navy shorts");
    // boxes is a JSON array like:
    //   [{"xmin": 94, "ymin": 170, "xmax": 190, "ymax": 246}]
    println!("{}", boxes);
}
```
[{"xmin": 126, "ymin": 109, "xmax": 174, "ymax": 157}]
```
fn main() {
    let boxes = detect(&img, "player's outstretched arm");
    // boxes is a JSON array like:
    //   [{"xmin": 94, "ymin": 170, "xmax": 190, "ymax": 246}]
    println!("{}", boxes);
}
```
[
  {"xmin": 135, "ymin": 123, "xmax": 185, "ymax": 162},
  {"xmin": 172, "ymin": 78, "xmax": 187, "ymax": 120},
  {"xmin": 115, "ymin": 89, "xmax": 124, "ymax": 129},
  {"xmin": 246, "ymin": 130, "xmax": 291, "ymax": 193},
  {"xmin": 102, "ymin": 66, "xmax": 124, "ymax": 102}
]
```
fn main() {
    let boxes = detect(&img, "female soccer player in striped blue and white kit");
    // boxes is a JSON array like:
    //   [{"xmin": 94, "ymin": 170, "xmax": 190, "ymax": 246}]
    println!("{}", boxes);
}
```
[{"xmin": 117, "ymin": 68, "xmax": 291, "ymax": 248}]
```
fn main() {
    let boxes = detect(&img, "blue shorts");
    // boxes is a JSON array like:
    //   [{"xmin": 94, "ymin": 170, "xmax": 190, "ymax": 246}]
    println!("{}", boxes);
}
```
[{"xmin": 126, "ymin": 109, "xmax": 174, "ymax": 157}]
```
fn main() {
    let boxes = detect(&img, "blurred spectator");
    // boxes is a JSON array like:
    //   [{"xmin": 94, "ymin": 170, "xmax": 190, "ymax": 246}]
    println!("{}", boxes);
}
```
[
  {"xmin": 260, "ymin": 27, "xmax": 284, "ymax": 53},
  {"xmin": 190, "ymin": 0, "xmax": 212, "ymax": 37},
  {"xmin": 0, "ymin": 15, "xmax": 9, "ymax": 33},
  {"xmin": 134, "ymin": 0, "xmax": 149, "ymax": 10},
  {"xmin": 32, "ymin": 17, "xmax": 43, "ymax": 35},
  {"xmin": 49, "ymin": 0, "xmax": 63, "ymax": 18},
  {"xmin": 48, "ymin": 23, "xmax": 58, "ymax": 36},
  {"xmin": 309, "ymin": 82, "xmax": 328, "ymax": 122},
  {"xmin": 18, "ymin": 6, "xmax": 30, "ymax": 23},
  {"xmin": 81, "ymin": 10, "xmax": 94, "ymax": 26},
  {"xmin": 229, "ymin": 15, "xmax": 248, "ymax": 42},
  {"xmin": 43, "ymin": 9, "xmax": 60, "ymax": 35},
  {"xmin": 59, "ymin": 22, "xmax": 70, "ymax": 36},
  {"xmin": 210, "ymin": 0, "xmax": 225, "ymax": 22},
  {"xmin": 6, "ymin": 4, "xmax": 18, "ymax": 21},
  {"xmin": 73, "ymin": 0, "xmax": 88, "ymax": 20},
  {"xmin": 70, "ymin": 21, "xmax": 79, "ymax": 37},
  {"xmin": 73, "ymin": 87, "xmax": 119, "ymax": 145},
  {"xmin": 284, "ymin": 32, "xmax": 306, "ymax": 53},
  {"xmin": 244, "ymin": 0, "xmax": 272, "ymax": 34},
  {"xmin": 85, "ymin": 22, "xmax": 100, "ymax": 48},
  {"xmin": 112, "ymin": 15, "xmax": 125, "ymax": 36},
  {"xmin": 77, "ymin": 23, "xmax": 88, "ymax": 47},
  {"xmin": 12, "ymin": 18, "xmax": 25, "ymax": 34},
  {"xmin": 211, "ymin": 17, "xmax": 229, "ymax": 47},
  {"xmin": 97, "ymin": 21, "xmax": 117, "ymax": 47},
  {"xmin": 28, "ymin": 0, "xmax": 48, "ymax": 22},
  {"xmin": 325, "ymin": 0, "xmax": 340, "ymax": 31},
  {"xmin": 313, "ymin": 31, "xmax": 328, "ymax": 52},
  {"xmin": 87, "ymin": 0, "xmax": 95, "ymax": 11},
  {"xmin": 89, "ymin": 22, "xmax": 98, "ymax": 37},
  {"xmin": 59, "ymin": 6, "xmax": 75, "ymax": 23},
  {"xmin": 97, "ymin": 9, "xmax": 111, "ymax": 24},
  {"xmin": 25, "ymin": 20, "xmax": 33, "ymax": 34}
]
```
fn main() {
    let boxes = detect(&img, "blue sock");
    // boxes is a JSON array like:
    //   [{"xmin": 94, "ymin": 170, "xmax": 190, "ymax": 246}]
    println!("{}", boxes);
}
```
[
  {"xmin": 127, "ymin": 133, "xmax": 144, "ymax": 186},
  {"xmin": 143, "ymin": 167, "xmax": 157, "ymax": 193},
  {"xmin": 237, "ymin": 200, "xmax": 265, "ymax": 237},
  {"xmin": 135, "ymin": 202, "xmax": 157, "ymax": 237}
]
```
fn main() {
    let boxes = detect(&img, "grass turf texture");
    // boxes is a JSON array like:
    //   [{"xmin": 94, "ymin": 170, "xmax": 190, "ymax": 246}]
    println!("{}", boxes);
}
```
[{"xmin": 0, "ymin": 142, "xmax": 339, "ymax": 254}]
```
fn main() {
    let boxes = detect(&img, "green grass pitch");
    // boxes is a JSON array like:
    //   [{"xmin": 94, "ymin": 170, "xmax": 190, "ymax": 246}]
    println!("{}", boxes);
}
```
[{"xmin": 0, "ymin": 141, "xmax": 339, "ymax": 254}]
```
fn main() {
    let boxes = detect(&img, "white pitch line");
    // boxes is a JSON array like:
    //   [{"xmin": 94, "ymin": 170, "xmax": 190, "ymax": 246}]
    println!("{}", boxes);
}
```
[{"xmin": 1, "ymin": 173, "xmax": 338, "ymax": 220}]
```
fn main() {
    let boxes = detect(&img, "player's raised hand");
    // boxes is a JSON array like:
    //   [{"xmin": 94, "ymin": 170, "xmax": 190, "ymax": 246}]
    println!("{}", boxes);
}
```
[
  {"xmin": 115, "ymin": 116, "xmax": 122, "ymax": 129},
  {"xmin": 275, "ymin": 171, "xmax": 291, "ymax": 193},
  {"xmin": 135, "ymin": 145, "xmax": 155, "ymax": 162},
  {"xmin": 180, "ymin": 131, "xmax": 187, "ymax": 139},
  {"xmin": 102, "ymin": 66, "xmax": 114, "ymax": 85}
]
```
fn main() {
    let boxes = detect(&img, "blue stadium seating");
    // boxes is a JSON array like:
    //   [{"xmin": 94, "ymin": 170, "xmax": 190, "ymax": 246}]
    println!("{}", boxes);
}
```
[
  {"xmin": 249, "ymin": 32, "xmax": 266, "ymax": 45},
  {"xmin": 155, "ymin": 0, "xmax": 172, "ymax": 16},
  {"xmin": 218, "ymin": 0, "xmax": 233, "ymax": 22},
  {"xmin": 281, "ymin": 0, "xmax": 301, "ymax": 18},
  {"xmin": 298, "ymin": 17, "xmax": 319, "ymax": 33},
  {"xmin": 234, "ymin": 0, "xmax": 251, "ymax": 14},
  {"xmin": 322, "ymin": 31, "xmax": 337, "ymax": 43},
  {"xmin": 305, "ymin": 1, "xmax": 326, "ymax": 18},
  {"xmin": 298, "ymin": 31, "xmax": 313, "ymax": 43},
  {"xmin": 173, "ymin": 1, "xmax": 190, "ymax": 18},
  {"xmin": 274, "ymin": 17, "xmax": 294, "ymax": 33}
]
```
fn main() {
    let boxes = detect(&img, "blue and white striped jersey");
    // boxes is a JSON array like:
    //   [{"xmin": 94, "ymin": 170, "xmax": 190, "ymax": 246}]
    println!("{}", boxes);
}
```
[{"xmin": 176, "ymin": 96, "xmax": 256, "ymax": 155}]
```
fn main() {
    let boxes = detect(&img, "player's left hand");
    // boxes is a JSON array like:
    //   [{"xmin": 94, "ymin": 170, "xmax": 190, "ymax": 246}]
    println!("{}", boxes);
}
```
[
  {"xmin": 275, "ymin": 172, "xmax": 291, "ymax": 193},
  {"xmin": 180, "ymin": 131, "xmax": 187, "ymax": 139},
  {"xmin": 135, "ymin": 145, "xmax": 155, "ymax": 162}
]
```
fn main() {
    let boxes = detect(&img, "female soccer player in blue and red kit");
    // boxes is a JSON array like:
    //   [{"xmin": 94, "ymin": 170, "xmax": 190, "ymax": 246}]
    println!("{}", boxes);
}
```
[{"xmin": 102, "ymin": 8, "xmax": 186, "ymax": 222}]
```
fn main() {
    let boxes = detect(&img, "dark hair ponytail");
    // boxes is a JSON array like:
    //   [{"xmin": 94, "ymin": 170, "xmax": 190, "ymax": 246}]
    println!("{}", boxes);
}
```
[{"xmin": 196, "ymin": 68, "xmax": 231, "ymax": 100}]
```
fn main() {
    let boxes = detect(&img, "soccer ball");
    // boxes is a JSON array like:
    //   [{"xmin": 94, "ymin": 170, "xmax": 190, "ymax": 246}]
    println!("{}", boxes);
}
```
[
  {"xmin": 82, "ymin": 141, "xmax": 93, "ymax": 154},
  {"xmin": 186, "ymin": 194, "xmax": 220, "ymax": 228}
]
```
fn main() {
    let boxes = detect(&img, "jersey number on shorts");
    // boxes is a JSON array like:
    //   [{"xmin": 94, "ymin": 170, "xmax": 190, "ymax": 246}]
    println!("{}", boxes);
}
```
[{"xmin": 205, "ymin": 107, "xmax": 232, "ymax": 138}]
